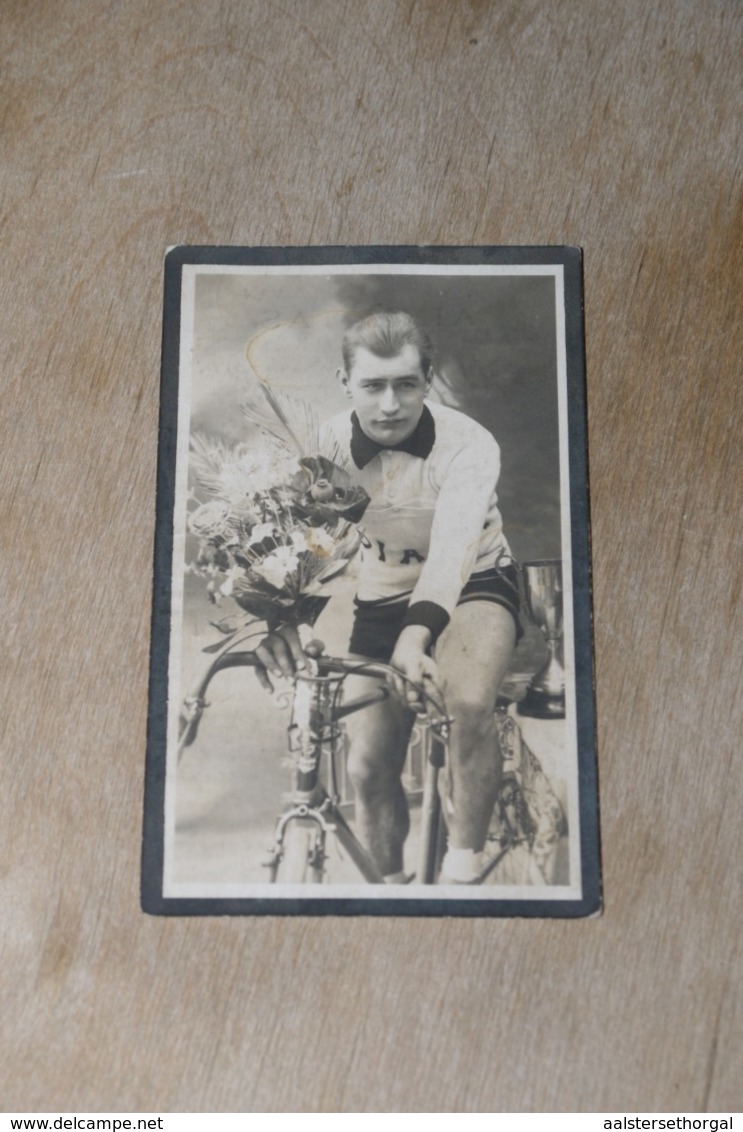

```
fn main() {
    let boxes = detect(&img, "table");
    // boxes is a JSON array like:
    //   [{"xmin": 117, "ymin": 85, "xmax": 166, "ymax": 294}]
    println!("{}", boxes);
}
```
[{"xmin": 2, "ymin": 0, "xmax": 741, "ymax": 1112}]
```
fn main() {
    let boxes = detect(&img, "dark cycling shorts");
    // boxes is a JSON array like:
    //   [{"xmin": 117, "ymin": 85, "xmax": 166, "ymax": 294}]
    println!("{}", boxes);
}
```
[{"xmin": 348, "ymin": 564, "xmax": 523, "ymax": 662}]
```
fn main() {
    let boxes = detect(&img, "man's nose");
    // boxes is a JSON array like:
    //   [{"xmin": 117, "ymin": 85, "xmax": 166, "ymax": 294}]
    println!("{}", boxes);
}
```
[{"xmin": 379, "ymin": 386, "xmax": 400, "ymax": 413}]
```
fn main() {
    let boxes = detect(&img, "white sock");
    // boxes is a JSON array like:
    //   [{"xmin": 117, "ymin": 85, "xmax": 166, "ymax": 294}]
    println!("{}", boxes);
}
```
[
  {"xmin": 441, "ymin": 847, "xmax": 481, "ymax": 883},
  {"xmin": 383, "ymin": 870, "xmax": 408, "ymax": 885}
]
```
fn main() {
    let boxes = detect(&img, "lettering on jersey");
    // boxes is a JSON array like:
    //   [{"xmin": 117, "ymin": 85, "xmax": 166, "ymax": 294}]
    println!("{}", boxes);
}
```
[{"xmin": 359, "ymin": 534, "xmax": 426, "ymax": 566}]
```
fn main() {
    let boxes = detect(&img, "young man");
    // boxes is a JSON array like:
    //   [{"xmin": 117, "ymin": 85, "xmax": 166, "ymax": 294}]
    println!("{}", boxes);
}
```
[{"xmin": 255, "ymin": 312, "xmax": 521, "ymax": 884}]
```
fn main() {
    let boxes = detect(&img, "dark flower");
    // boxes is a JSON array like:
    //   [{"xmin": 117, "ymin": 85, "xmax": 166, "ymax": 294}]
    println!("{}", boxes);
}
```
[{"xmin": 291, "ymin": 456, "xmax": 370, "ymax": 524}]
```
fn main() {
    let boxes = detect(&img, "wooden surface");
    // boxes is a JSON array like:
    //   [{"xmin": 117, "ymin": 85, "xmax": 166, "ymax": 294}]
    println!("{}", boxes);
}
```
[{"xmin": 2, "ymin": 0, "xmax": 741, "ymax": 1113}]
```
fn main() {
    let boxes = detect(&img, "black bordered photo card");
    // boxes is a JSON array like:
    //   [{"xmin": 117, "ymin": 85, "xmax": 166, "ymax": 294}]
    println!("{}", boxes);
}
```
[{"xmin": 143, "ymin": 246, "xmax": 600, "ymax": 917}]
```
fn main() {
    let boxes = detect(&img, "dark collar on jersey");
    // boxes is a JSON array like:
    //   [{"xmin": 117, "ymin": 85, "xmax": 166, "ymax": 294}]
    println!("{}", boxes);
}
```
[{"xmin": 350, "ymin": 404, "xmax": 436, "ymax": 469}]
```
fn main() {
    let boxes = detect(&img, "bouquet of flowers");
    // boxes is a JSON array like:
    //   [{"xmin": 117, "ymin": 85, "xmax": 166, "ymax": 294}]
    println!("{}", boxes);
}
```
[{"xmin": 186, "ymin": 387, "xmax": 369, "ymax": 641}]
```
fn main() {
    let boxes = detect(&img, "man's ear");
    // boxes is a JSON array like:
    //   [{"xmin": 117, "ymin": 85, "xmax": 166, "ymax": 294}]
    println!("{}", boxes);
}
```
[
  {"xmin": 425, "ymin": 366, "xmax": 434, "ymax": 389},
  {"xmin": 337, "ymin": 366, "xmax": 352, "ymax": 397}
]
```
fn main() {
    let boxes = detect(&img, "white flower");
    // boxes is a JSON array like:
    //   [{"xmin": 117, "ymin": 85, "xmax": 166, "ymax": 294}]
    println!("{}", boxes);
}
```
[
  {"xmin": 240, "ymin": 445, "xmax": 298, "ymax": 494},
  {"xmin": 253, "ymin": 547, "xmax": 300, "ymax": 589},
  {"xmin": 305, "ymin": 526, "xmax": 336, "ymax": 555},
  {"xmin": 290, "ymin": 530, "xmax": 309, "ymax": 553},
  {"xmin": 188, "ymin": 501, "xmax": 231, "ymax": 538},
  {"xmin": 190, "ymin": 435, "xmax": 298, "ymax": 504},
  {"xmin": 214, "ymin": 456, "xmax": 258, "ymax": 507},
  {"xmin": 248, "ymin": 522, "xmax": 278, "ymax": 546},
  {"xmin": 219, "ymin": 564, "xmax": 244, "ymax": 597}
]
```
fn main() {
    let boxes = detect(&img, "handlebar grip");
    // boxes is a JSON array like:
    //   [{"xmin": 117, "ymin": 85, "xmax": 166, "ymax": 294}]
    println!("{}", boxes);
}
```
[{"xmin": 178, "ymin": 710, "xmax": 199, "ymax": 747}]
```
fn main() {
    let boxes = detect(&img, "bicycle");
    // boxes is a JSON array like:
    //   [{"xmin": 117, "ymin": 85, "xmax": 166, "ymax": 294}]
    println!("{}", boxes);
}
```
[{"xmin": 178, "ymin": 639, "xmax": 563, "ymax": 887}]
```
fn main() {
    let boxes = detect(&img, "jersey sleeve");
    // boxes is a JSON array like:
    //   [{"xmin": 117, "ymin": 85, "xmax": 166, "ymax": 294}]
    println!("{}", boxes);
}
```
[{"xmin": 402, "ymin": 428, "xmax": 502, "ymax": 639}]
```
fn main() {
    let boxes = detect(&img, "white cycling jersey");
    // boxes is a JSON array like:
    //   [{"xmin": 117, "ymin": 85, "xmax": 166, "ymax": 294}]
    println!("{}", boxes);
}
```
[{"xmin": 321, "ymin": 401, "xmax": 511, "ymax": 633}]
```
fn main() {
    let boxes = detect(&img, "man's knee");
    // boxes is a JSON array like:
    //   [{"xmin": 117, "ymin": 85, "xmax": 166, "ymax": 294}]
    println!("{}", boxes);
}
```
[
  {"xmin": 445, "ymin": 687, "xmax": 497, "ymax": 750},
  {"xmin": 344, "ymin": 695, "xmax": 412, "ymax": 799},
  {"xmin": 347, "ymin": 740, "xmax": 400, "ymax": 801}
]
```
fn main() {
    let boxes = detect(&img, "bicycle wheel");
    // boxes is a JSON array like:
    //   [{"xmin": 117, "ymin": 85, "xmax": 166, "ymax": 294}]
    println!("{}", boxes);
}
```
[
  {"xmin": 480, "ymin": 775, "xmax": 545, "ymax": 885},
  {"xmin": 276, "ymin": 820, "xmax": 324, "ymax": 884}
]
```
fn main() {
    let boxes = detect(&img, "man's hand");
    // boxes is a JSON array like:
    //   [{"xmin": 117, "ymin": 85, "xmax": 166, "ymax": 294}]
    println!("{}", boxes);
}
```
[
  {"xmin": 254, "ymin": 625, "xmax": 317, "ymax": 693},
  {"xmin": 389, "ymin": 625, "xmax": 443, "ymax": 711}
]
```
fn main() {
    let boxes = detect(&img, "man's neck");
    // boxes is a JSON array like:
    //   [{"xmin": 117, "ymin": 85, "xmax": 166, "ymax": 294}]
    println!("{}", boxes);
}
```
[{"xmin": 350, "ymin": 404, "xmax": 436, "ymax": 468}]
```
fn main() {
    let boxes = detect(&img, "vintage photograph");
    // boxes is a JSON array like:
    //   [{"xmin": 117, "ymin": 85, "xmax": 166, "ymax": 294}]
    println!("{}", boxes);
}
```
[{"xmin": 143, "ymin": 246, "xmax": 600, "ymax": 916}]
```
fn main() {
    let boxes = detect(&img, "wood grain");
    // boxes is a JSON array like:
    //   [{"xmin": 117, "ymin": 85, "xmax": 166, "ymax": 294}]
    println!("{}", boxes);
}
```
[{"xmin": 1, "ymin": 0, "xmax": 741, "ymax": 1113}]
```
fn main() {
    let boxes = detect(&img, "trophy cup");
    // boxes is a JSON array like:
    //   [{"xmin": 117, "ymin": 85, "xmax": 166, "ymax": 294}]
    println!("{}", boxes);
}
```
[{"xmin": 518, "ymin": 560, "xmax": 566, "ymax": 719}]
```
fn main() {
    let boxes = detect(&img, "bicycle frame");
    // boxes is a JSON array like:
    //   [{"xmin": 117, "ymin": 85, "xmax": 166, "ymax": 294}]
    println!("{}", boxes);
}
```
[
  {"xmin": 263, "ymin": 661, "xmax": 388, "ymax": 884},
  {"xmin": 178, "ymin": 646, "xmax": 454, "ymax": 886}
]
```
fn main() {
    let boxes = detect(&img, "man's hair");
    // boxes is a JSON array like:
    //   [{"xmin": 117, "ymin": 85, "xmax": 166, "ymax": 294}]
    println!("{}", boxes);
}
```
[{"xmin": 341, "ymin": 311, "xmax": 434, "ymax": 374}]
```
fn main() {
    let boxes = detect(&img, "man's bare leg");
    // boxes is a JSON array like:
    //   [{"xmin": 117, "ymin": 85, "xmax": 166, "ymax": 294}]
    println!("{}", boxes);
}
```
[
  {"xmin": 434, "ymin": 602, "xmax": 516, "ymax": 862},
  {"xmin": 342, "ymin": 662, "xmax": 415, "ymax": 878}
]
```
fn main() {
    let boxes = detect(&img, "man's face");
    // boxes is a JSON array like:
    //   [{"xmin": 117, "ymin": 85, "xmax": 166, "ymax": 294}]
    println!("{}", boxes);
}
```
[{"xmin": 343, "ymin": 344, "xmax": 431, "ymax": 446}]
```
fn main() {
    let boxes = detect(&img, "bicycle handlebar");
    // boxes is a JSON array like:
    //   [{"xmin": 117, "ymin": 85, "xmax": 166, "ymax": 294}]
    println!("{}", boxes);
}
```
[
  {"xmin": 178, "ymin": 647, "xmax": 449, "ymax": 753},
  {"xmin": 215, "ymin": 650, "xmax": 394, "ymax": 681}
]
